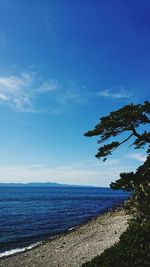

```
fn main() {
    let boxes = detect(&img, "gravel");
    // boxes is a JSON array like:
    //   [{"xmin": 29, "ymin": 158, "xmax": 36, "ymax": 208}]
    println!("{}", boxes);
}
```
[{"xmin": 0, "ymin": 208, "xmax": 130, "ymax": 267}]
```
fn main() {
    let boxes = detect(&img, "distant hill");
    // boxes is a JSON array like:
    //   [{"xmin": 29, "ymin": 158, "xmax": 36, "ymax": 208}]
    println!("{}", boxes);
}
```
[{"xmin": 0, "ymin": 182, "xmax": 94, "ymax": 187}]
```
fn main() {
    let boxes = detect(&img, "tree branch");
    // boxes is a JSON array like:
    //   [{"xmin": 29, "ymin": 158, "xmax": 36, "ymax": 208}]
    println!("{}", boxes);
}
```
[
  {"xmin": 132, "ymin": 127, "xmax": 150, "ymax": 143},
  {"xmin": 112, "ymin": 133, "xmax": 134, "ymax": 152},
  {"xmin": 131, "ymin": 127, "xmax": 142, "ymax": 139}
]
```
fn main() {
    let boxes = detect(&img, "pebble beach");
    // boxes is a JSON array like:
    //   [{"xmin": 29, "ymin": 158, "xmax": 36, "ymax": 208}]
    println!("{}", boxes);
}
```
[{"xmin": 0, "ymin": 208, "xmax": 130, "ymax": 267}]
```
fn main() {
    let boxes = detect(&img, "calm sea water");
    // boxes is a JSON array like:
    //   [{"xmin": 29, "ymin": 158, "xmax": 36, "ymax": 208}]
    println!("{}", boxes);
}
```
[{"xmin": 0, "ymin": 186, "xmax": 129, "ymax": 254}]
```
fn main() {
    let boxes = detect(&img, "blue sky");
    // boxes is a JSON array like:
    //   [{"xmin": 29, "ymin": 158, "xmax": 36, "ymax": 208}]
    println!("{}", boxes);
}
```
[{"xmin": 0, "ymin": 0, "xmax": 149, "ymax": 186}]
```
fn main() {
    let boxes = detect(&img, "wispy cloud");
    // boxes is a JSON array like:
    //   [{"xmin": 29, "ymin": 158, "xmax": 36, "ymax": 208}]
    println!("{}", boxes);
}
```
[
  {"xmin": 0, "ymin": 72, "xmax": 36, "ymax": 112},
  {"xmin": 0, "ymin": 70, "xmax": 136, "ymax": 114},
  {"xmin": 0, "ymin": 93, "xmax": 8, "ymax": 100},
  {"xmin": 0, "ymin": 71, "xmax": 84, "ymax": 113},
  {"xmin": 37, "ymin": 79, "xmax": 59, "ymax": 93},
  {"xmin": 126, "ymin": 153, "xmax": 146, "ymax": 162},
  {"xmin": 55, "ymin": 88, "xmax": 83, "ymax": 107},
  {"xmin": 98, "ymin": 87, "xmax": 133, "ymax": 99},
  {"xmin": 0, "ymin": 73, "xmax": 31, "ymax": 88},
  {"xmin": 42, "ymin": 6, "xmax": 57, "ymax": 49}
]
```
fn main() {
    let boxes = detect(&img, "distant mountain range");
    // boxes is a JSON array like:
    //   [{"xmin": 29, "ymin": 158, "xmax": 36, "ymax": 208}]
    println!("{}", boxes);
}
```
[{"xmin": 0, "ymin": 182, "xmax": 94, "ymax": 187}]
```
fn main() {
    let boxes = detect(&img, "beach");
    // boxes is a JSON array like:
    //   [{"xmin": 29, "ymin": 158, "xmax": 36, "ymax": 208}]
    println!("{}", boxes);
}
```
[{"xmin": 0, "ymin": 208, "xmax": 130, "ymax": 267}]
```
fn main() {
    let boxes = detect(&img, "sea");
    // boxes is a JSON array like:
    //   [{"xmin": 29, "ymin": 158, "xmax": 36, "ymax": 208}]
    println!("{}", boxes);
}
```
[{"xmin": 0, "ymin": 186, "xmax": 130, "ymax": 257}]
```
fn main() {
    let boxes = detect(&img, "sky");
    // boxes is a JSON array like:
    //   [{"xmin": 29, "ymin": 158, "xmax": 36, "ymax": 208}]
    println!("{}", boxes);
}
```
[{"xmin": 0, "ymin": 0, "xmax": 149, "ymax": 186}]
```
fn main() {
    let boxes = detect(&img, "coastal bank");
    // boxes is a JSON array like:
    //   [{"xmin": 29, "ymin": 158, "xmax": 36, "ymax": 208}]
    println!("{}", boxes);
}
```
[{"xmin": 0, "ymin": 208, "xmax": 130, "ymax": 267}]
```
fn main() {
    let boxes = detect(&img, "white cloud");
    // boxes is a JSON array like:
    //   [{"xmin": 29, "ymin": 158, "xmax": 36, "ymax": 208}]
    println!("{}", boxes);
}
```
[
  {"xmin": 98, "ymin": 87, "xmax": 133, "ymax": 99},
  {"xmin": 0, "ymin": 93, "xmax": 8, "ymax": 100},
  {"xmin": 0, "ymin": 74, "xmax": 31, "ymax": 89},
  {"xmin": 0, "ymin": 71, "xmax": 135, "ymax": 114},
  {"xmin": 0, "ymin": 71, "xmax": 84, "ymax": 113},
  {"xmin": 126, "ymin": 153, "xmax": 146, "ymax": 162},
  {"xmin": 0, "ymin": 159, "xmax": 137, "ymax": 186},
  {"xmin": 0, "ymin": 72, "xmax": 35, "ymax": 111}
]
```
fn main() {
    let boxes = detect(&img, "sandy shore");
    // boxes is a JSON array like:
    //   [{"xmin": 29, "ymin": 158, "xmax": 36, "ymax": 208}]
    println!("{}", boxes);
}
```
[{"xmin": 0, "ymin": 208, "xmax": 130, "ymax": 267}]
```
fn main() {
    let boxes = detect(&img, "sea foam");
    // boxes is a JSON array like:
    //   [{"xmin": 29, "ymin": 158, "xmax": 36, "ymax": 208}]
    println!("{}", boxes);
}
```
[{"xmin": 0, "ymin": 241, "xmax": 42, "ymax": 258}]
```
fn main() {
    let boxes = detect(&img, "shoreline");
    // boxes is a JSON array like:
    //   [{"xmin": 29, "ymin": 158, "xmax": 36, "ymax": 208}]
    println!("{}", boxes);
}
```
[
  {"xmin": 0, "ymin": 207, "xmax": 130, "ymax": 267},
  {"xmin": 0, "ymin": 207, "xmax": 112, "ymax": 258},
  {"xmin": 0, "ymin": 204, "xmax": 124, "ymax": 259}
]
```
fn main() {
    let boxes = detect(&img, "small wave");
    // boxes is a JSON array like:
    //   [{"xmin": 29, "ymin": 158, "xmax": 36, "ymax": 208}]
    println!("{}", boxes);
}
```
[
  {"xmin": 0, "ymin": 241, "xmax": 42, "ymax": 258},
  {"xmin": 68, "ymin": 226, "xmax": 78, "ymax": 231}
]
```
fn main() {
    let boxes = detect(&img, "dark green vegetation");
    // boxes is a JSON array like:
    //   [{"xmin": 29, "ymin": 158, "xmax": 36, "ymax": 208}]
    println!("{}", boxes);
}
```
[
  {"xmin": 83, "ymin": 102, "xmax": 150, "ymax": 266},
  {"xmin": 84, "ymin": 101, "xmax": 150, "ymax": 161}
]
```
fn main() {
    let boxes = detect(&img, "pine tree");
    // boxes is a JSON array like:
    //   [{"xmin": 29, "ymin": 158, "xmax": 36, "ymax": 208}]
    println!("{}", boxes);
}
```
[{"xmin": 84, "ymin": 101, "xmax": 150, "ymax": 218}]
